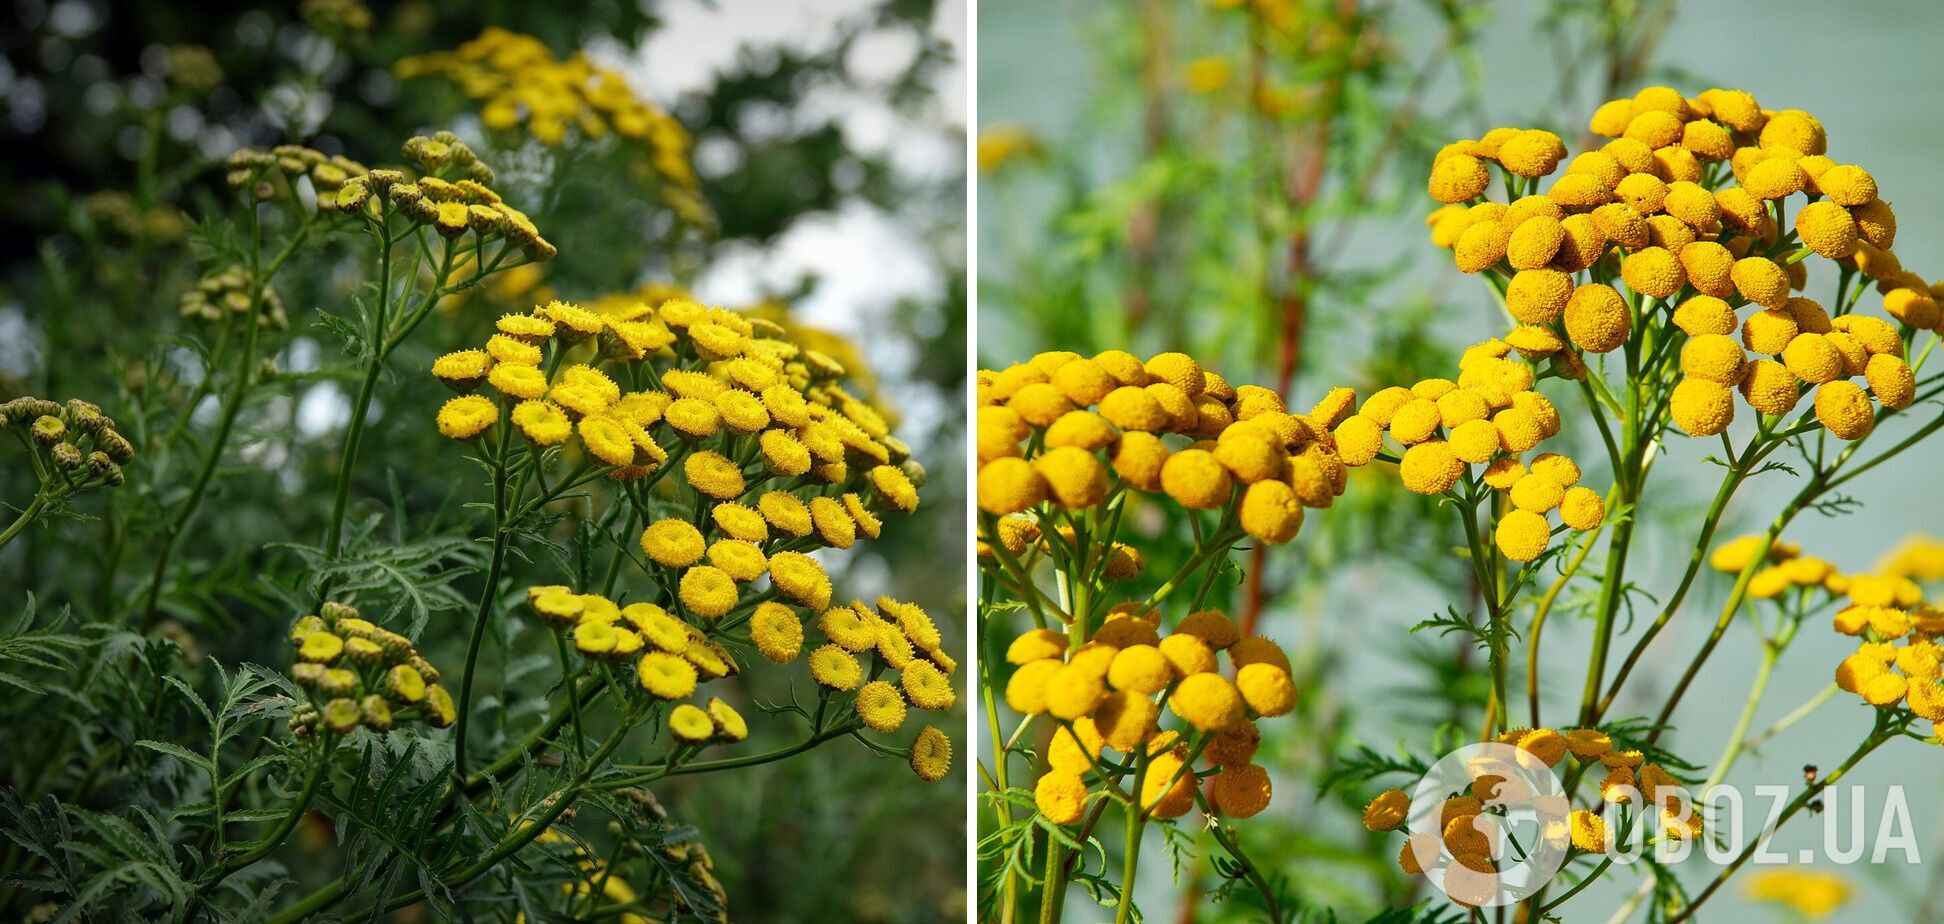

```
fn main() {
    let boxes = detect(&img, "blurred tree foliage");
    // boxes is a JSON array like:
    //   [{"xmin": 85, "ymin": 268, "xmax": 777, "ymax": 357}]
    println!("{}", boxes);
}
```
[{"xmin": 0, "ymin": 1, "xmax": 966, "ymax": 921}]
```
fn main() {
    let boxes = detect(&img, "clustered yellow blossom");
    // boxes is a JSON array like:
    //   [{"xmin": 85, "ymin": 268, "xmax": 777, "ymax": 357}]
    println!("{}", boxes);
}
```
[
  {"xmin": 3, "ymin": 395, "xmax": 133, "ymax": 490},
  {"xmin": 527, "ymin": 585, "xmax": 954, "ymax": 760},
  {"xmin": 1323, "ymin": 352, "xmax": 1605, "ymax": 561},
  {"xmin": 1361, "ymin": 725, "xmax": 1696, "ymax": 899},
  {"xmin": 1710, "ymin": 534, "xmax": 1944, "ymax": 727},
  {"xmin": 395, "ymin": 29, "xmax": 705, "ymax": 225},
  {"xmin": 977, "ymin": 350, "xmax": 1344, "ymax": 547},
  {"xmin": 432, "ymin": 290, "xmax": 951, "ymax": 782},
  {"xmin": 1828, "ymin": 578, "xmax": 1944, "ymax": 722},
  {"xmin": 1005, "ymin": 607, "xmax": 1292, "ymax": 824},
  {"xmin": 1425, "ymin": 87, "xmax": 1933, "ymax": 444},
  {"xmin": 330, "ymin": 132, "xmax": 558, "ymax": 263},
  {"xmin": 176, "ymin": 265, "xmax": 289, "ymax": 330},
  {"xmin": 287, "ymin": 602, "xmax": 455, "ymax": 736},
  {"xmin": 223, "ymin": 143, "xmax": 368, "ymax": 209}
]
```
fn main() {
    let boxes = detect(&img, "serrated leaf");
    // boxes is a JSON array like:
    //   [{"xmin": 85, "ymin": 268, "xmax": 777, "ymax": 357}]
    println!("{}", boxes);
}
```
[{"xmin": 135, "ymin": 740, "xmax": 213, "ymax": 772}]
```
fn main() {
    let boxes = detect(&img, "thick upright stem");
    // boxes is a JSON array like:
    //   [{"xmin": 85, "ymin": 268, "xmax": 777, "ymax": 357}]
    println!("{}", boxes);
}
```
[
  {"xmin": 453, "ymin": 431, "xmax": 514, "ymax": 781},
  {"xmin": 1577, "ymin": 482, "xmax": 1636, "ymax": 725},
  {"xmin": 1113, "ymin": 809, "xmax": 1146, "ymax": 924},
  {"xmin": 1038, "ymin": 837, "xmax": 1069, "ymax": 924}
]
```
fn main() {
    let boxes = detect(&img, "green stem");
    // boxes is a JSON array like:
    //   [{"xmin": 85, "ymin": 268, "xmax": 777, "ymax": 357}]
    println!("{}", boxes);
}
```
[
  {"xmin": 371, "ymin": 721, "xmax": 632, "ymax": 915},
  {"xmin": 322, "ymin": 358, "xmax": 386, "ymax": 559},
  {"xmin": 1112, "ymin": 807, "xmax": 1145, "ymax": 924},
  {"xmin": 1536, "ymin": 856, "xmax": 1614, "ymax": 915},
  {"xmin": 1594, "ymin": 437, "xmax": 1767, "ymax": 718},
  {"xmin": 554, "ymin": 631, "xmax": 588, "ymax": 765},
  {"xmin": 273, "ymin": 709, "xmax": 636, "ymax": 924},
  {"xmin": 322, "ymin": 217, "xmax": 397, "ymax": 561},
  {"xmin": 137, "ymin": 214, "xmax": 312, "ymax": 632},
  {"xmin": 1700, "ymin": 640, "xmax": 1778, "ymax": 792},
  {"xmin": 1742, "ymin": 683, "xmax": 1837, "ymax": 751},
  {"xmin": 453, "ymin": 434, "xmax": 515, "ymax": 781},
  {"xmin": 601, "ymin": 722, "xmax": 859, "ymax": 788},
  {"xmin": 1527, "ymin": 514, "xmax": 1602, "ymax": 726},
  {"xmin": 1577, "ymin": 480, "xmax": 1637, "ymax": 726},
  {"xmin": 206, "ymin": 744, "xmax": 331, "ymax": 885},
  {"xmin": 1039, "ymin": 835, "xmax": 1069, "ymax": 924},
  {"xmin": 0, "ymin": 493, "xmax": 48, "ymax": 552},
  {"xmin": 1664, "ymin": 729, "xmax": 1891, "ymax": 924}
]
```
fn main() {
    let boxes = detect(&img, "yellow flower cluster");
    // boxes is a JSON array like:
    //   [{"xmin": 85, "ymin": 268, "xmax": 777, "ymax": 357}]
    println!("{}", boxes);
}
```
[
  {"xmin": 81, "ymin": 189, "xmax": 187, "ymax": 245},
  {"xmin": 286, "ymin": 602, "xmax": 454, "ymax": 736},
  {"xmin": 1708, "ymin": 534, "xmax": 1829, "ymax": 597},
  {"xmin": 1426, "ymin": 86, "xmax": 1932, "ymax": 443},
  {"xmin": 1361, "ymin": 725, "xmax": 1695, "ymax": 891},
  {"xmin": 1322, "ymin": 349, "xmax": 1605, "ymax": 561},
  {"xmin": 976, "ymin": 350, "xmax": 1343, "ymax": 546},
  {"xmin": 432, "ymin": 290, "xmax": 950, "ymax": 781},
  {"xmin": 395, "ymin": 29, "xmax": 704, "ymax": 224},
  {"xmin": 1828, "ymin": 579, "xmax": 1944, "ymax": 722},
  {"xmin": 3, "ymin": 396, "xmax": 133, "ymax": 489},
  {"xmin": 1710, "ymin": 534, "xmax": 1944, "ymax": 725},
  {"xmin": 1005, "ymin": 607, "xmax": 1292, "ymax": 823},
  {"xmin": 224, "ymin": 143, "xmax": 367, "ymax": 206},
  {"xmin": 177, "ymin": 266, "xmax": 288, "ymax": 330},
  {"xmin": 329, "ymin": 133, "xmax": 559, "ymax": 263},
  {"xmin": 528, "ymin": 585, "xmax": 955, "ymax": 756},
  {"xmin": 434, "ymin": 297, "xmax": 919, "ymax": 502}
]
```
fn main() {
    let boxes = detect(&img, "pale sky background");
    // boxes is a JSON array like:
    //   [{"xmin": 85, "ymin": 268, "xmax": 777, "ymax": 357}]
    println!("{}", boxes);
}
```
[{"xmin": 622, "ymin": 0, "xmax": 967, "ymax": 447}]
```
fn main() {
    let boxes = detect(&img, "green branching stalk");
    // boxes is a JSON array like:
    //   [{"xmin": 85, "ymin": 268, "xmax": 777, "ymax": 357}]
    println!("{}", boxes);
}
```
[
  {"xmin": 137, "ymin": 210, "xmax": 315, "ymax": 632},
  {"xmin": 1662, "ymin": 724, "xmax": 1895, "ymax": 924},
  {"xmin": 0, "ymin": 494, "xmax": 49, "ymax": 552},
  {"xmin": 452, "ymin": 414, "xmax": 518, "ymax": 781}
]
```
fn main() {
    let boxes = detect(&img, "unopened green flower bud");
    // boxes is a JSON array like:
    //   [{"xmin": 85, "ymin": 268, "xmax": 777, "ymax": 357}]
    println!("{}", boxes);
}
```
[{"xmin": 31, "ymin": 416, "xmax": 65, "ymax": 444}]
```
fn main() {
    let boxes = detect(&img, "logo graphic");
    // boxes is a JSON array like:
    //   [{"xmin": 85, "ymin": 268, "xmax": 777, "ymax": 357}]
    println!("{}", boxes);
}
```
[{"xmin": 1406, "ymin": 743, "xmax": 1572, "ymax": 906}]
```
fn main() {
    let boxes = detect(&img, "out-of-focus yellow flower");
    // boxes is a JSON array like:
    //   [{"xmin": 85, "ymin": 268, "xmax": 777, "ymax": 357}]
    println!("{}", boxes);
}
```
[
  {"xmin": 396, "ymin": 29, "xmax": 708, "ymax": 225},
  {"xmin": 1183, "ymin": 56, "xmax": 1233, "ymax": 95},
  {"xmin": 977, "ymin": 124, "xmax": 1044, "ymax": 174},
  {"xmin": 1742, "ymin": 869, "xmax": 1851, "ymax": 920}
]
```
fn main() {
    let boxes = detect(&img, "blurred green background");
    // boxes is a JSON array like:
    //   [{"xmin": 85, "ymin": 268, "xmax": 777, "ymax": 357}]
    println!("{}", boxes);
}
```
[
  {"xmin": 0, "ymin": 0, "xmax": 966, "ymax": 920},
  {"xmin": 978, "ymin": 0, "xmax": 1944, "ymax": 921}
]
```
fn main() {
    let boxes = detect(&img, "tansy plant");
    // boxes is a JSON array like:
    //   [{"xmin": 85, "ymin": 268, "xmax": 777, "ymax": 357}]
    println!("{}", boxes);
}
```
[
  {"xmin": 975, "ymin": 351, "xmax": 1331, "ymax": 923},
  {"xmin": 979, "ymin": 83, "xmax": 1944, "ymax": 924},
  {"xmin": 395, "ymin": 28, "xmax": 709, "ymax": 229},
  {"xmin": 132, "ymin": 131, "xmax": 556, "ymax": 633},
  {"xmin": 0, "ymin": 397, "xmax": 133, "ymax": 551},
  {"xmin": 1, "ymin": 16, "xmax": 963, "ymax": 922},
  {"xmin": 396, "ymin": 291, "xmax": 953, "ymax": 920},
  {"xmin": 1339, "ymin": 85, "xmax": 1944, "ymax": 922},
  {"xmin": 3, "ymin": 128, "xmax": 951, "ymax": 922}
]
